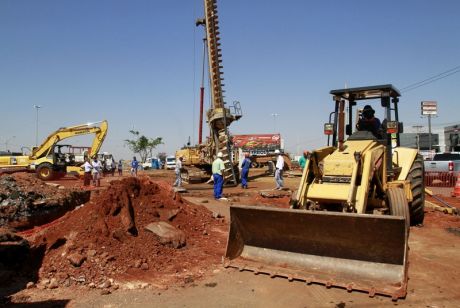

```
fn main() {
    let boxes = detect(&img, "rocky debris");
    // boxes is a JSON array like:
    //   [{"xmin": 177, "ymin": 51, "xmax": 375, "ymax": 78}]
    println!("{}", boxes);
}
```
[
  {"xmin": 140, "ymin": 263, "xmax": 149, "ymax": 270},
  {"xmin": 173, "ymin": 187, "xmax": 187, "ymax": 193},
  {"xmin": 211, "ymin": 212, "xmax": 222, "ymax": 219},
  {"xmin": 99, "ymin": 280, "xmax": 111, "ymax": 289},
  {"xmin": 159, "ymin": 208, "xmax": 180, "ymax": 221},
  {"xmin": 0, "ymin": 173, "xmax": 90, "ymax": 229},
  {"xmin": 29, "ymin": 177, "xmax": 228, "ymax": 288},
  {"xmin": 48, "ymin": 278, "xmax": 59, "ymax": 289},
  {"xmin": 259, "ymin": 189, "xmax": 291, "ymax": 198},
  {"xmin": 45, "ymin": 183, "xmax": 60, "ymax": 188},
  {"xmin": 26, "ymin": 282, "xmax": 35, "ymax": 289},
  {"xmin": 144, "ymin": 221, "xmax": 186, "ymax": 248},
  {"xmin": 67, "ymin": 253, "xmax": 86, "ymax": 267}
]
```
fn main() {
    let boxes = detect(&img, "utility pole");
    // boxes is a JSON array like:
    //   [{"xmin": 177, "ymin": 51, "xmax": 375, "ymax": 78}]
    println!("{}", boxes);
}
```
[
  {"xmin": 412, "ymin": 125, "xmax": 423, "ymax": 152},
  {"xmin": 4, "ymin": 136, "xmax": 16, "ymax": 152},
  {"xmin": 271, "ymin": 113, "xmax": 279, "ymax": 133},
  {"xmin": 428, "ymin": 115, "xmax": 432, "ymax": 151},
  {"xmin": 34, "ymin": 105, "xmax": 42, "ymax": 146}
]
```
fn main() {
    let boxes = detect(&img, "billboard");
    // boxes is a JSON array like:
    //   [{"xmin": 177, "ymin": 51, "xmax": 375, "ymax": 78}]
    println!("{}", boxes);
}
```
[
  {"xmin": 232, "ymin": 134, "xmax": 281, "ymax": 156},
  {"xmin": 421, "ymin": 101, "xmax": 437, "ymax": 116}
]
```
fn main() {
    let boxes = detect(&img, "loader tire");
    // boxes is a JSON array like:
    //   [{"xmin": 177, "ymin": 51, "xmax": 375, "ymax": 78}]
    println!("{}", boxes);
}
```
[
  {"xmin": 36, "ymin": 163, "xmax": 55, "ymax": 181},
  {"xmin": 407, "ymin": 154, "xmax": 425, "ymax": 225},
  {"xmin": 388, "ymin": 187, "xmax": 410, "ymax": 228}
]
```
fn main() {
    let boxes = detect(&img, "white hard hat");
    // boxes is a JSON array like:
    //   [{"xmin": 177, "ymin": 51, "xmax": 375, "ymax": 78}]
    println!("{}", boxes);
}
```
[
  {"xmin": 217, "ymin": 152, "xmax": 223, "ymax": 158},
  {"xmin": 274, "ymin": 149, "xmax": 280, "ymax": 154}
]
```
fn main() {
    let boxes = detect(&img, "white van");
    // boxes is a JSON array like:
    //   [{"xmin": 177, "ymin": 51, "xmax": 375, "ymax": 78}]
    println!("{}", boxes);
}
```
[{"xmin": 165, "ymin": 156, "xmax": 176, "ymax": 170}]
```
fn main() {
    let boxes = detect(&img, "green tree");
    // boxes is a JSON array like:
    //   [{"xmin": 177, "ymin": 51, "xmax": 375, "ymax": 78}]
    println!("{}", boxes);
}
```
[{"xmin": 125, "ymin": 130, "xmax": 163, "ymax": 163}]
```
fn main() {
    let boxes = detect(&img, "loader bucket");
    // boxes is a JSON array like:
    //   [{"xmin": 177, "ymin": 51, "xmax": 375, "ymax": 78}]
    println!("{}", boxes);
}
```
[{"xmin": 224, "ymin": 205, "xmax": 409, "ymax": 300}]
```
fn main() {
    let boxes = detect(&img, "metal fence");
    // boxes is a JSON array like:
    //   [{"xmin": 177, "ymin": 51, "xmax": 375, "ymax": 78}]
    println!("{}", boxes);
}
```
[{"xmin": 425, "ymin": 171, "xmax": 460, "ymax": 187}]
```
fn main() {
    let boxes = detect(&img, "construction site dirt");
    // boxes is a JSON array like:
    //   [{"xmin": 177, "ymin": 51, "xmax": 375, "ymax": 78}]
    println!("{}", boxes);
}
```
[{"xmin": 1, "ymin": 169, "xmax": 460, "ymax": 307}]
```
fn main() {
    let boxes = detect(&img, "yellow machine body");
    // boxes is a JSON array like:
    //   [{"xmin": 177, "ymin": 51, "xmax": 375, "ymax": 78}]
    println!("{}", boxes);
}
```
[{"xmin": 225, "ymin": 85, "xmax": 424, "ymax": 300}]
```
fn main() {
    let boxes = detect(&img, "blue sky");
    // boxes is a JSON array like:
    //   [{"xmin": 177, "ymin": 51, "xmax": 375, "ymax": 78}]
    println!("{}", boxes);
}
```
[{"xmin": 1, "ymin": 0, "xmax": 459, "ymax": 159}]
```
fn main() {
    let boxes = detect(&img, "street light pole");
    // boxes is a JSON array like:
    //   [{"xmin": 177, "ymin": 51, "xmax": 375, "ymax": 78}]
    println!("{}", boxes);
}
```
[
  {"xmin": 271, "ymin": 113, "xmax": 279, "ymax": 133},
  {"xmin": 34, "ymin": 105, "xmax": 42, "ymax": 146},
  {"xmin": 5, "ymin": 136, "xmax": 16, "ymax": 152},
  {"xmin": 412, "ymin": 125, "xmax": 423, "ymax": 152}
]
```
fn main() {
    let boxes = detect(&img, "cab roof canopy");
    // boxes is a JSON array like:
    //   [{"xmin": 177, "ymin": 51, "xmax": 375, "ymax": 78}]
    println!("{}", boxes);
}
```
[{"xmin": 330, "ymin": 84, "xmax": 401, "ymax": 101}]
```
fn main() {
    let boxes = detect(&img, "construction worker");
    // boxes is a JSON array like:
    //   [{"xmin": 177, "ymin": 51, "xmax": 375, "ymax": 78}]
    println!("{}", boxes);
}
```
[
  {"xmin": 212, "ymin": 152, "xmax": 225, "ymax": 199},
  {"xmin": 240, "ymin": 152, "xmax": 251, "ymax": 189},
  {"xmin": 91, "ymin": 156, "xmax": 102, "ymax": 187},
  {"xmin": 131, "ymin": 156, "xmax": 139, "ymax": 177},
  {"xmin": 299, "ymin": 150, "xmax": 310, "ymax": 169},
  {"xmin": 174, "ymin": 156, "xmax": 183, "ymax": 187},
  {"xmin": 357, "ymin": 105, "xmax": 382, "ymax": 138},
  {"xmin": 274, "ymin": 149, "xmax": 284, "ymax": 190},
  {"xmin": 82, "ymin": 157, "xmax": 92, "ymax": 186},
  {"xmin": 111, "ymin": 159, "xmax": 116, "ymax": 176},
  {"xmin": 117, "ymin": 159, "xmax": 123, "ymax": 176}
]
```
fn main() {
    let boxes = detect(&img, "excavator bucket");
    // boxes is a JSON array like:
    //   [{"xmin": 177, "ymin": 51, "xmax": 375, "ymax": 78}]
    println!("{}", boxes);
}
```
[{"xmin": 224, "ymin": 205, "xmax": 409, "ymax": 300}]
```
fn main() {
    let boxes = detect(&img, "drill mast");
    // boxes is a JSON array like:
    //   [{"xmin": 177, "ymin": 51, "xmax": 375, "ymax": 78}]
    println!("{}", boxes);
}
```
[{"xmin": 198, "ymin": 0, "xmax": 242, "ymax": 184}]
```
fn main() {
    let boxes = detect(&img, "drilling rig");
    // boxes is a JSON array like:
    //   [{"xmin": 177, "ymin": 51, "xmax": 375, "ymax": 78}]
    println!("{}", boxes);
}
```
[{"xmin": 176, "ymin": 0, "xmax": 242, "ymax": 184}]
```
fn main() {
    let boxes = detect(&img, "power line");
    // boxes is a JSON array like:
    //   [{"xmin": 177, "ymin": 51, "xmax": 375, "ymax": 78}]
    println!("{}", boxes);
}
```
[{"xmin": 401, "ymin": 65, "xmax": 460, "ymax": 93}]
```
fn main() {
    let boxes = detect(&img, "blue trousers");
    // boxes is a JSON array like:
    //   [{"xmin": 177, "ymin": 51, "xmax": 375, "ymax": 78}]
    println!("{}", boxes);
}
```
[
  {"xmin": 275, "ymin": 169, "xmax": 283, "ymax": 189},
  {"xmin": 213, "ymin": 174, "xmax": 223, "ymax": 199},
  {"xmin": 241, "ymin": 168, "xmax": 249, "ymax": 188},
  {"xmin": 174, "ymin": 170, "xmax": 181, "ymax": 187}
]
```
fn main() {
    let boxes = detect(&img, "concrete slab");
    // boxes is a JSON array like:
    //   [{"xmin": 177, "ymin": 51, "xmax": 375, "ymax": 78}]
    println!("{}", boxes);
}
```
[{"xmin": 144, "ymin": 221, "xmax": 186, "ymax": 248}]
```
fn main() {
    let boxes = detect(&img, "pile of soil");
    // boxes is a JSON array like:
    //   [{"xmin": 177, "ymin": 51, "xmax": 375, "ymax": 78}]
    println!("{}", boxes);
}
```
[
  {"xmin": 0, "ymin": 173, "xmax": 90, "ymax": 229},
  {"xmin": 28, "ymin": 177, "xmax": 227, "ymax": 290}
]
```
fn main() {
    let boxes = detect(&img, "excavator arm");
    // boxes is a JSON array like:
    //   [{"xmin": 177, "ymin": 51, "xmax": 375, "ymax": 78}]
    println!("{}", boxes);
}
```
[
  {"xmin": 88, "ymin": 120, "xmax": 108, "ymax": 158},
  {"xmin": 31, "ymin": 120, "xmax": 108, "ymax": 160}
]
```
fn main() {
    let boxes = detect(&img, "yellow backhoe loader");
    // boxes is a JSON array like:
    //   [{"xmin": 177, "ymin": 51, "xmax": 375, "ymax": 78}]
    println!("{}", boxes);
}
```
[
  {"xmin": 224, "ymin": 85, "xmax": 424, "ymax": 300},
  {"xmin": 0, "ymin": 121, "xmax": 108, "ymax": 180}
]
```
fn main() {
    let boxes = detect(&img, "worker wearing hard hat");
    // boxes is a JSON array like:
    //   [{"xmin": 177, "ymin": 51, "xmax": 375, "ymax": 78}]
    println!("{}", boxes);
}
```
[
  {"xmin": 274, "ymin": 149, "xmax": 284, "ymax": 190},
  {"xmin": 212, "ymin": 152, "xmax": 225, "ymax": 199},
  {"xmin": 299, "ymin": 150, "xmax": 310, "ymax": 169}
]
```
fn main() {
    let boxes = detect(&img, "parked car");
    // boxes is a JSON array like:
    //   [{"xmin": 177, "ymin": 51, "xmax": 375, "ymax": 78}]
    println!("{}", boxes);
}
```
[
  {"xmin": 142, "ymin": 157, "xmax": 161, "ymax": 170},
  {"xmin": 424, "ymin": 152, "xmax": 460, "ymax": 186},
  {"xmin": 165, "ymin": 156, "xmax": 176, "ymax": 170}
]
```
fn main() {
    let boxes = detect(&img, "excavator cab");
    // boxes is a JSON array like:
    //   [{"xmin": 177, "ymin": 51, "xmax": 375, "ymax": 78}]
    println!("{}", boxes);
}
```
[{"xmin": 225, "ymin": 85, "xmax": 424, "ymax": 300}]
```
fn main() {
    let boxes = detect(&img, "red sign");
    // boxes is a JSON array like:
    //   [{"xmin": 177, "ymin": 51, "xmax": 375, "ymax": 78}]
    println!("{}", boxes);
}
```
[{"xmin": 232, "ymin": 134, "xmax": 281, "ymax": 149}]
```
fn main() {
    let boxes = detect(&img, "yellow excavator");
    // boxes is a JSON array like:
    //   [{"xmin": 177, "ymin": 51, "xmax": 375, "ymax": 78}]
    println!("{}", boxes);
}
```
[
  {"xmin": 224, "ymin": 85, "xmax": 424, "ymax": 300},
  {"xmin": 0, "ymin": 121, "xmax": 108, "ymax": 180}
]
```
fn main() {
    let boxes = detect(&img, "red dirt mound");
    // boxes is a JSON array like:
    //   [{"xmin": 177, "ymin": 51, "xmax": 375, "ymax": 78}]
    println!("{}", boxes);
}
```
[{"xmin": 28, "ymin": 177, "xmax": 227, "ymax": 289}]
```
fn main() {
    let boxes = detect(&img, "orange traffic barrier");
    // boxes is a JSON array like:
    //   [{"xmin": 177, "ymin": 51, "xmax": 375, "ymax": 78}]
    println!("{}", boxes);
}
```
[{"xmin": 451, "ymin": 176, "xmax": 460, "ymax": 197}]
